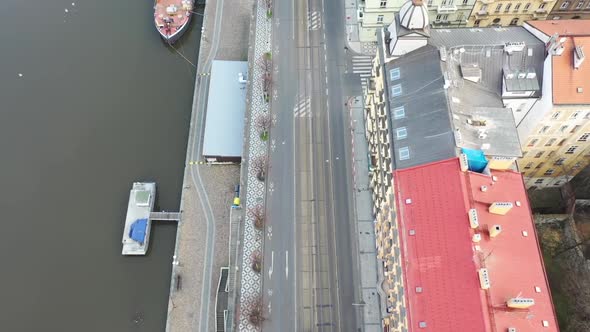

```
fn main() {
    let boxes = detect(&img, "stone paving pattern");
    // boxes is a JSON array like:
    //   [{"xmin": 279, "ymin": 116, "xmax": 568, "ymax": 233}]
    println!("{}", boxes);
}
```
[
  {"xmin": 238, "ymin": 0, "xmax": 272, "ymax": 330},
  {"xmin": 165, "ymin": 0, "xmax": 253, "ymax": 330}
]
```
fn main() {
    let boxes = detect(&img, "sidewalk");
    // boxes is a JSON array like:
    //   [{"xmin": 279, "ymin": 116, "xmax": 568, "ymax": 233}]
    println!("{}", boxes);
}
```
[
  {"xmin": 345, "ymin": 0, "xmax": 378, "ymax": 55},
  {"xmin": 349, "ymin": 96, "xmax": 386, "ymax": 332}
]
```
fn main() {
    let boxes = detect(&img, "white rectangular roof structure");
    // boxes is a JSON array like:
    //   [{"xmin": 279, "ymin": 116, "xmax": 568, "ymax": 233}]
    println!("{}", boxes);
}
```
[{"xmin": 202, "ymin": 60, "xmax": 248, "ymax": 160}]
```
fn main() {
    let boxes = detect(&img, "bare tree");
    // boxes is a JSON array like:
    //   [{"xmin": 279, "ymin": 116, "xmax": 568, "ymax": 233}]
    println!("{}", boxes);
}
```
[
  {"xmin": 247, "ymin": 297, "xmax": 265, "ymax": 327},
  {"xmin": 264, "ymin": 0, "xmax": 273, "ymax": 18},
  {"xmin": 251, "ymin": 250, "xmax": 262, "ymax": 273},
  {"xmin": 251, "ymin": 156, "xmax": 267, "ymax": 182},
  {"xmin": 249, "ymin": 204, "xmax": 265, "ymax": 230},
  {"xmin": 255, "ymin": 113, "xmax": 271, "ymax": 141},
  {"xmin": 257, "ymin": 53, "xmax": 272, "ymax": 102}
]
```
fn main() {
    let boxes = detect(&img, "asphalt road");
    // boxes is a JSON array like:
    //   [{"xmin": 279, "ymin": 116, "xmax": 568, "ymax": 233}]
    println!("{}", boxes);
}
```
[{"xmin": 261, "ymin": 0, "xmax": 362, "ymax": 330}]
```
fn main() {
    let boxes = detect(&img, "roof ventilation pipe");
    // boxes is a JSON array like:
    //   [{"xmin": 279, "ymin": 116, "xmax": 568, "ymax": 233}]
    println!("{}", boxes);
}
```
[{"xmin": 489, "ymin": 225, "xmax": 502, "ymax": 238}]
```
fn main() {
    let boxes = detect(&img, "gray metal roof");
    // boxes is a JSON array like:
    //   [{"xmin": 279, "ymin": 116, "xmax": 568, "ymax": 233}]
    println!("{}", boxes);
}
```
[
  {"xmin": 451, "ymin": 106, "xmax": 522, "ymax": 157},
  {"xmin": 384, "ymin": 45, "xmax": 456, "ymax": 169},
  {"xmin": 202, "ymin": 60, "xmax": 248, "ymax": 159},
  {"xmin": 429, "ymin": 27, "xmax": 543, "ymax": 49}
]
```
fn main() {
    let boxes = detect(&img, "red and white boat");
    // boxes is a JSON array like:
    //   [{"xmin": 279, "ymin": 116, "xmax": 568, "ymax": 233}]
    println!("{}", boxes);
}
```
[{"xmin": 154, "ymin": 0, "xmax": 194, "ymax": 44}]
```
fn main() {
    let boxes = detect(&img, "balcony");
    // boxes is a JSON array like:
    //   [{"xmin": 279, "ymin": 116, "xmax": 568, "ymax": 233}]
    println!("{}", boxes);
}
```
[
  {"xmin": 476, "ymin": 9, "xmax": 489, "ymax": 16},
  {"xmin": 542, "ymin": 0, "xmax": 554, "ymax": 2},
  {"xmin": 437, "ymin": 4, "xmax": 458, "ymax": 13},
  {"xmin": 535, "ymin": 8, "xmax": 548, "ymax": 13},
  {"xmin": 480, "ymin": 0, "xmax": 495, "ymax": 3}
]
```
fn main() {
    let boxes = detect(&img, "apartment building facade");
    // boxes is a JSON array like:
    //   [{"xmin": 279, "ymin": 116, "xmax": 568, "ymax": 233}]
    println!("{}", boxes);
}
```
[
  {"xmin": 358, "ymin": 0, "xmax": 477, "ymax": 42},
  {"xmin": 517, "ymin": 20, "xmax": 590, "ymax": 188},
  {"xmin": 549, "ymin": 0, "xmax": 590, "ymax": 19},
  {"xmin": 467, "ymin": 0, "xmax": 558, "ymax": 27}
]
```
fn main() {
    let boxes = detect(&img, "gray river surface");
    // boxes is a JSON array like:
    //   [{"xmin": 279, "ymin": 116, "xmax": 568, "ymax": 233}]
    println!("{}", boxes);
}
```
[{"xmin": 0, "ymin": 1, "xmax": 201, "ymax": 331}]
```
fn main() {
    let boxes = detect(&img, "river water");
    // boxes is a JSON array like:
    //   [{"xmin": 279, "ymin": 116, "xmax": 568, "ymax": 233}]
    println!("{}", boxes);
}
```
[{"xmin": 0, "ymin": 1, "xmax": 200, "ymax": 331}]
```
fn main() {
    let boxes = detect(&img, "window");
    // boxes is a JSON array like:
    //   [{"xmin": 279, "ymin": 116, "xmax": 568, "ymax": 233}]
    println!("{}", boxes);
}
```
[
  {"xmin": 505, "ymin": 3, "xmax": 511, "ymax": 12},
  {"xmin": 396, "ymin": 127, "xmax": 407, "ymax": 139},
  {"xmin": 535, "ymin": 162, "xmax": 545, "ymax": 169},
  {"xmin": 539, "ymin": 126, "xmax": 551, "ymax": 134},
  {"xmin": 571, "ymin": 111, "xmax": 581, "ymax": 119},
  {"xmin": 566, "ymin": 145, "xmax": 579, "ymax": 154},
  {"xmin": 539, "ymin": 3, "xmax": 546, "ymax": 9},
  {"xmin": 585, "ymin": 112, "xmax": 590, "ymax": 119},
  {"xmin": 554, "ymin": 158, "xmax": 566, "ymax": 166},
  {"xmin": 510, "ymin": 18, "xmax": 519, "ymax": 25},
  {"xmin": 524, "ymin": 162, "xmax": 534, "ymax": 169},
  {"xmin": 578, "ymin": 132, "xmax": 590, "ymax": 141},
  {"xmin": 587, "ymin": 2, "xmax": 590, "ymax": 8},
  {"xmin": 380, "ymin": 0, "xmax": 388, "ymax": 8},
  {"xmin": 524, "ymin": 3, "xmax": 531, "ymax": 11},
  {"xmin": 390, "ymin": 68, "xmax": 400, "ymax": 81},
  {"xmin": 548, "ymin": 150, "xmax": 556, "ymax": 157},
  {"xmin": 570, "ymin": 125, "xmax": 581, "ymax": 133},
  {"xmin": 514, "ymin": 3, "xmax": 521, "ymax": 11},
  {"xmin": 535, "ymin": 179, "xmax": 545, "ymax": 184},
  {"xmin": 535, "ymin": 151, "xmax": 544, "ymax": 158},
  {"xmin": 474, "ymin": 19, "xmax": 481, "ymax": 27},
  {"xmin": 559, "ymin": 125, "xmax": 569, "ymax": 133},
  {"xmin": 576, "ymin": 1, "xmax": 584, "ymax": 8},
  {"xmin": 554, "ymin": 181, "xmax": 562, "ymax": 186},
  {"xmin": 391, "ymin": 84, "xmax": 402, "ymax": 96},
  {"xmin": 495, "ymin": 4, "xmax": 502, "ymax": 12},
  {"xmin": 560, "ymin": 1, "xmax": 570, "ymax": 9},
  {"xmin": 428, "ymin": 0, "xmax": 433, "ymax": 5},
  {"xmin": 399, "ymin": 147, "xmax": 410, "ymax": 160},
  {"xmin": 377, "ymin": 15, "xmax": 384, "ymax": 23},
  {"xmin": 442, "ymin": 14, "xmax": 449, "ymax": 20},
  {"xmin": 551, "ymin": 111, "xmax": 561, "ymax": 119},
  {"xmin": 463, "ymin": 0, "xmax": 469, "ymax": 4},
  {"xmin": 442, "ymin": 0, "xmax": 447, "ymax": 5},
  {"xmin": 527, "ymin": 138, "xmax": 539, "ymax": 147},
  {"xmin": 544, "ymin": 169, "xmax": 555, "ymax": 176},
  {"xmin": 493, "ymin": 18, "xmax": 501, "ymax": 24},
  {"xmin": 573, "ymin": 162, "xmax": 583, "ymax": 170},
  {"xmin": 481, "ymin": 4, "xmax": 488, "ymax": 11},
  {"xmin": 558, "ymin": 139, "xmax": 567, "ymax": 146},
  {"xmin": 393, "ymin": 106, "xmax": 405, "ymax": 119},
  {"xmin": 545, "ymin": 138, "xmax": 557, "ymax": 146}
]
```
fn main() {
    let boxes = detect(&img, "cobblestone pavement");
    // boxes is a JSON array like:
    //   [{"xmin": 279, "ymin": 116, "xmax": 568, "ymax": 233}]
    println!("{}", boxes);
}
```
[
  {"xmin": 237, "ymin": 0, "xmax": 272, "ymax": 330},
  {"xmin": 165, "ymin": 0, "xmax": 253, "ymax": 330}
]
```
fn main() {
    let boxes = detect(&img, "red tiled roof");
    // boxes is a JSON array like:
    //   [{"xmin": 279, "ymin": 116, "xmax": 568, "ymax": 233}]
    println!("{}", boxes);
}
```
[
  {"xmin": 527, "ymin": 20, "xmax": 590, "ymax": 105},
  {"xmin": 394, "ymin": 158, "xmax": 559, "ymax": 331},
  {"xmin": 527, "ymin": 19, "xmax": 590, "ymax": 37}
]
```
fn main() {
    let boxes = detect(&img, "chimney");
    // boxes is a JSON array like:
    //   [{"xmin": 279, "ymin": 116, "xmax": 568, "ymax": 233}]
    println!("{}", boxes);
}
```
[
  {"xmin": 489, "ymin": 202, "xmax": 513, "ymax": 215},
  {"xmin": 489, "ymin": 225, "xmax": 502, "ymax": 238},
  {"xmin": 552, "ymin": 37, "xmax": 567, "ymax": 56},
  {"xmin": 574, "ymin": 46, "xmax": 585, "ymax": 69}
]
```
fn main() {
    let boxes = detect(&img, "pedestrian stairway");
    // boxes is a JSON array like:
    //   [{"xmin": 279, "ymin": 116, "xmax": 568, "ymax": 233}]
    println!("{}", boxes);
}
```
[{"xmin": 352, "ymin": 55, "xmax": 373, "ymax": 91}]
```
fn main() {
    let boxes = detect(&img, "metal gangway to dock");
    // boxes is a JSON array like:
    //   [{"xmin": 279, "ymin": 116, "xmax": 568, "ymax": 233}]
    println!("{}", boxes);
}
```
[{"xmin": 149, "ymin": 211, "xmax": 181, "ymax": 221}]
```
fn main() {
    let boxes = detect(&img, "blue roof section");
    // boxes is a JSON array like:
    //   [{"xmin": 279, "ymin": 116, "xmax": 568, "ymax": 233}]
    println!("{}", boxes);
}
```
[
  {"xmin": 203, "ymin": 60, "xmax": 248, "ymax": 159},
  {"xmin": 129, "ymin": 218, "xmax": 148, "ymax": 244},
  {"xmin": 461, "ymin": 148, "xmax": 488, "ymax": 173}
]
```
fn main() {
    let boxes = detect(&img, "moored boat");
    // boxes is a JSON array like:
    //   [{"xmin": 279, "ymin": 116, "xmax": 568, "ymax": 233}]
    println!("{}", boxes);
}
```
[{"xmin": 154, "ymin": 0, "xmax": 194, "ymax": 44}]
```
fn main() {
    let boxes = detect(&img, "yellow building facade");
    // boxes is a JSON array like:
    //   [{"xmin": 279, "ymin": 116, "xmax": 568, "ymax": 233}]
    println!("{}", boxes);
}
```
[
  {"xmin": 519, "ymin": 107, "xmax": 590, "ymax": 188},
  {"xmin": 467, "ymin": 0, "xmax": 558, "ymax": 27}
]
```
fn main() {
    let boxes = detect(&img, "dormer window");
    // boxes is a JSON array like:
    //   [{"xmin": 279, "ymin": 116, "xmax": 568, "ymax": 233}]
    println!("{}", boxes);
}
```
[
  {"xmin": 390, "ymin": 68, "xmax": 400, "ymax": 81},
  {"xmin": 391, "ymin": 84, "xmax": 402, "ymax": 97}
]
